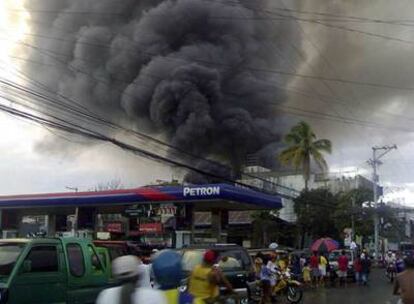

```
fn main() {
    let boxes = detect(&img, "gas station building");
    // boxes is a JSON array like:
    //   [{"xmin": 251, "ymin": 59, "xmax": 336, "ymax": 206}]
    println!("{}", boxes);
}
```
[{"xmin": 0, "ymin": 184, "xmax": 282, "ymax": 248}]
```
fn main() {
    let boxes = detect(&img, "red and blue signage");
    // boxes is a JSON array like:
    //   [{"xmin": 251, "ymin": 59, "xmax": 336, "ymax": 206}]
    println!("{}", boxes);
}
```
[{"xmin": 0, "ymin": 184, "xmax": 282, "ymax": 209}]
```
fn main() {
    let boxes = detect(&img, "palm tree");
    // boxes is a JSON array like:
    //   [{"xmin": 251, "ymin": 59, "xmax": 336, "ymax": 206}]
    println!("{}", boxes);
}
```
[{"xmin": 279, "ymin": 121, "xmax": 332, "ymax": 190}]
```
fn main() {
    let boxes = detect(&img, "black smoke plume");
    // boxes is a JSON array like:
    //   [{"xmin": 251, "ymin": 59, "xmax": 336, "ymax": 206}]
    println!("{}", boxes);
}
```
[{"xmin": 24, "ymin": 0, "xmax": 297, "ymax": 182}]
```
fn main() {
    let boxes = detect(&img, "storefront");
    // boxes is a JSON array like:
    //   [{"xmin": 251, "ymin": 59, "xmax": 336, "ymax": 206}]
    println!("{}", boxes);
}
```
[{"xmin": 0, "ymin": 183, "xmax": 283, "ymax": 247}]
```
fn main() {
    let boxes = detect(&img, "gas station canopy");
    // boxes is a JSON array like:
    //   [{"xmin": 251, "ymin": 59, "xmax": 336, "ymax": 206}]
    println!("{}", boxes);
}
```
[{"xmin": 0, "ymin": 184, "xmax": 283, "ymax": 210}]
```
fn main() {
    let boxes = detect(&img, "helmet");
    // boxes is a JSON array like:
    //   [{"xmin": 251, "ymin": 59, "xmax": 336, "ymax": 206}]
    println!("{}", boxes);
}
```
[
  {"xmin": 269, "ymin": 243, "xmax": 278, "ymax": 250},
  {"xmin": 112, "ymin": 255, "xmax": 141, "ymax": 280},
  {"xmin": 203, "ymin": 250, "xmax": 218, "ymax": 264},
  {"xmin": 152, "ymin": 250, "xmax": 183, "ymax": 290}
]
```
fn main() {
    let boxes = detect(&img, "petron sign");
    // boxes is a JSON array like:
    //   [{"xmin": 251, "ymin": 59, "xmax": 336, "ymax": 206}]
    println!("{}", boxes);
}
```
[{"xmin": 183, "ymin": 186, "xmax": 221, "ymax": 198}]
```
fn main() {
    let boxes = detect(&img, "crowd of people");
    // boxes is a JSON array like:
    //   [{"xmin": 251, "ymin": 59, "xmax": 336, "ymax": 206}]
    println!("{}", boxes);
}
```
[
  {"xmin": 252, "ymin": 247, "xmax": 414, "ymax": 304},
  {"xmin": 253, "ymin": 249, "xmax": 374, "ymax": 291},
  {"xmin": 94, "ymin": 245, "xmax": 414, "ymax": 304},
  {"xmin": 97, "ymin": 249, "xmax": 233, "ymax": 304}
]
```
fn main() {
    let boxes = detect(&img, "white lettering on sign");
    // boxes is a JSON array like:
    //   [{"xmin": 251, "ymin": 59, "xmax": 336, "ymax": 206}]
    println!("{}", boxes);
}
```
[{"xmin": 183, "ymin": 186, "xmax": 220, "ymax": 197}]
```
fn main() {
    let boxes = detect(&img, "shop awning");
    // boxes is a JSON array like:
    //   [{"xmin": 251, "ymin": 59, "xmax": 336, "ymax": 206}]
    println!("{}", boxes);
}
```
[{"xmin": 0, "ymin": 183, "xmax": 282, "ymax": 210}]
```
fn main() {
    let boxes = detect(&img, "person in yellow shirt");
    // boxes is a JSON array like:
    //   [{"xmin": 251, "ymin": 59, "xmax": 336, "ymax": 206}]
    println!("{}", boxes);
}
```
[
  {"xmin": 188, "ymin": 250, "xmax": 233, "ymax": 303},
  {"xmin": 152, "ymin": 250, "xmax": 203, "ymax": 304},
  {"xmin": 302, "ymin": 262, "xmax": 311, "ymax": 286},
  {"xmin": 318, "ymin": 254, "xmax": 328, "ymax": 286}
]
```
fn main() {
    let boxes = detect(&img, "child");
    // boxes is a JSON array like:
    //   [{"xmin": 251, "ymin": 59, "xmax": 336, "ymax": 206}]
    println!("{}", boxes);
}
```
[{"xmin": 302, "ymin": 262, "xmax": 311, "ymax": 286}]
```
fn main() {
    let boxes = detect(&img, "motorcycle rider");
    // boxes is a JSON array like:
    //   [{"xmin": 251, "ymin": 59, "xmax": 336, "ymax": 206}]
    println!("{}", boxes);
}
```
[
  {"xmin": 385, "ymin": 251, "xmax": 396, "ymax": 264},
  {"xmin": 386, "ymin": 251, "xmax": 397, "ymax": 281},
  {"xmin": 188, "ymin": 250, "xmax": 233, "ymax": 302},
  {"xmin": 152, "ymin": 250, "xmax": 203, "ymax": 304},
  {"xmin": 266, "ymin": 253, "xmax": 279, "ymax": 290},
  {"xmin": 96, "ymin": 255, "xmax": 166, "ymax": 304}
]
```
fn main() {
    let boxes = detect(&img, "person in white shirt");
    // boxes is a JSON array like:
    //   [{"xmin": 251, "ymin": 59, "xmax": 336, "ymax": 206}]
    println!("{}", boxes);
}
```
[
  {"xmin": 266, "ymin": 254, "xmax": 278, "ymax": 287},
  {"xmin": 96, "ymin": 255, "xmax": 166, "ymax": 304},
  {"xmin": 137, "ymin": 263, "xmax": 152, "ymax": 288}
]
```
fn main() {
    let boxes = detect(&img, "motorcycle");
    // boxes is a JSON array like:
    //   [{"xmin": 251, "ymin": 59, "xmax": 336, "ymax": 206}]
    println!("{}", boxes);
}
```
[
  {"xmin": 272, "ymin": 269, "xmax": 303, "ymax": 304},
  {"xmin": 386, "ymin": 262, "xmax": 396, "ymax": 283},
  {"xmin": 251, "ymin": 268, "xmax": 303, "ymax": 304}
]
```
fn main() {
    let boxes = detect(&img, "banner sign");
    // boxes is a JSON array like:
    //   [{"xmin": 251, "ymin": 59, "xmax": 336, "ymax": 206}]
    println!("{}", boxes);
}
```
[
  {"xmin": 139, "ymin": 223, "xmax": 163, "ymax": 234},
  {"xmin": 106, "ymin": 222, "xmax": 123, "ymax": 233}
]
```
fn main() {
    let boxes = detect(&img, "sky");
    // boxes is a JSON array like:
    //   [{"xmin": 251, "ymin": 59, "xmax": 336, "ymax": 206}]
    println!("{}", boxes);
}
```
[
  {"xmin": 1, "ymin": 0, "xmax": 414, "ymax": 204},
  {"xmin": 0, "ymin": 0, "xmax": 175, "ymax": 194}
]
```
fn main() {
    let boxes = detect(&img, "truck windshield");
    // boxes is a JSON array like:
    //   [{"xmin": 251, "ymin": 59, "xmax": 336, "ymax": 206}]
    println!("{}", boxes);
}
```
[{"xmin": 0, "ymin": 243, "xmax": 26, "ymax": 276}]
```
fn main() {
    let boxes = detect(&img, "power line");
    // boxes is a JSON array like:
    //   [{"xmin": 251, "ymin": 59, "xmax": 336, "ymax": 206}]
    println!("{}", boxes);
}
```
[
  {"xmin": 6, "ymin": 28, "xmax": 414, "ymax": 130},
  {"xmin": 6, "ymin": 38, "xmax": 414, "ymax": 135},
  {"xmin": 12, "ymin": 0, "xmax": 414, "ymax": 49},
  {"xmin": 0, "ymin": 74, "xmax": 302, "ymax": 195},
  {"xmin": 260, "ymin": 4, "xmax": 414, "ymax": 26},
  {"xmin": 11, "ymin": 50, "xmax": 414, "ymax": 131},
  {"xmin": 13, "ymin": 5, "xmax": 414, "ymax": 27},
  {"xmin": 3, "ymin": 26, "xmax": 414, "ymax": 92},
  {"xmin": 4, "ymin": 5, "xmax": 412, "ymax": 190},
  {"xmin": 8, "ymin": 42, "xmax": 414, "ymax": 135},
  {"xmin": 2, "ymin": 1, "xmax": 410, "ymax": 201},
  {"xmin": 213, "ymin": 0, "xmax": 414, "ymax": 44},
  {"xmin": 10, "ymin": 41, "xmax": 414, "ymax": 128},
  {"xmin": 2, "ymin": 69, "xmax": 398, "ymax": 199},
  {"xmin": 273, "ymin": 0, "xmax": 409, "ymax": 186},
  {"xmin": 10, "ymin": 5, "xmax": 414, "ymax": 126},
  {"xmin": 0, "ymin": 94, "xmax": 299, "ymax": 199}
]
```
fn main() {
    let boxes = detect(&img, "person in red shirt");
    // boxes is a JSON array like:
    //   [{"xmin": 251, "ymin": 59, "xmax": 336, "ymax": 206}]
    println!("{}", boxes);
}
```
[
  {"xmin": 337, "ymin": 250, "xmax": 349, "ymax": 286},
  {"xmin": 310, "ymin": 252, "xmax": 320, "ymax": 287}
]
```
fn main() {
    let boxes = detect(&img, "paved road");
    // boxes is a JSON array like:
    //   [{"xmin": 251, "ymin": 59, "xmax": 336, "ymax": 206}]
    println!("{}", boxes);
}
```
[{"xmin": 299, "ymin": 269, "xmax": 399, "ymax": 304}]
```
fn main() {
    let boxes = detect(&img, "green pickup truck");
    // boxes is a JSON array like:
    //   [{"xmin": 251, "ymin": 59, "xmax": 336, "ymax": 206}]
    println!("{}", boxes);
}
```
[{"xmin": 0, "ymin": 237, "xmax": 112, "ymax": 304}]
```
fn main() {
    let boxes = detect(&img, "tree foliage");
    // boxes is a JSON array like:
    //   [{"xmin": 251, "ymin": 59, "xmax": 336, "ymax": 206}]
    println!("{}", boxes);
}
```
[
  {"xmin": 334, "ymin": 188, "xmax": 374, "ymax": 237},
  {"xmin": 279, "ymin": 121, "xmax": 332, "ymax": 190},
  {"xmin": 294, "ymin": 188, "xmax": 340, "ymax": 240},
  {"xmin": 294, "ymin": 187, "xmax": 402, "ymax": 245}
]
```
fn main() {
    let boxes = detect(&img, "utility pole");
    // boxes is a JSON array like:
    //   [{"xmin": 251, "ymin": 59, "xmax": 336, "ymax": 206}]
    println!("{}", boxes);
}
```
[
  {"xmin": 368, "ymin": 145, "xmax": 397, "ymax": 263},
  {"xmin": 351, "ymin": 195, "xmax": 355, "ymax": 246},
  {"xmin": 351, "ymin": 172, "xmax": 358, "ymax": 242}
]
